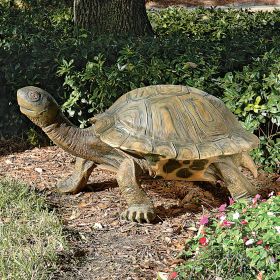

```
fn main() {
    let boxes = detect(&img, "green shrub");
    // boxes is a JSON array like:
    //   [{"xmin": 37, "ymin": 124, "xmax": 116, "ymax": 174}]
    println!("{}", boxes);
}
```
[
  {"xmin": 177, "ymin": 194, "xmax": 280, "ymax": 280},
  {"xmin": 220, "ymin": 50, "xmax": 280, "ymax": 173},
  {"xmin": 1, "ymin": 4, "xmax": 279, "ymax": 171},
  {"xmin": 56, "ymin": 37, "xmax": 219, "ymax": 126}
]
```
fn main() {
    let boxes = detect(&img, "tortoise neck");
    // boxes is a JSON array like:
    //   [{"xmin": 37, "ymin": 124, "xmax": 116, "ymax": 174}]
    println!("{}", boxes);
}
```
[{"xmin": 42, "ymin": 112, "xmax": 112, "ymax": 164}]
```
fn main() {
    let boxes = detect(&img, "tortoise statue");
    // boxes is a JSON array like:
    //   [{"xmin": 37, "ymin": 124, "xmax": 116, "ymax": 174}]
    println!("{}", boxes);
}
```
[{"xmin": 17, "ymin": 85, "xmax": 259, "ymax": 223}]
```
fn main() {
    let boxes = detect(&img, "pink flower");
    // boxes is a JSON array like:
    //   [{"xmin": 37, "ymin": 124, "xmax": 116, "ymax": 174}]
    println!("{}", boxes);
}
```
[
  {"xmin": 168, "ymin": 272, "xmax": 178, "ymax": 280},
  {"xmin": 241, "ymin": 220, "xmax": 248, "ymax": 225},
  {"xmin": 229, "ymin": 197, "xmax": 235, "ymax": 205},
  {"xmin": 222, "ymin": 220, "xmax": 235, "ymax": 227},
  {"xmin": 256, "ymin": 240, "xmax": 263, "ymax": 245},
  {"xmin": 218, "ymin": 203, "xmax": 227, "ymax": 212},
  {"xmin": 252, "ymin": 194, "xmax": 261, "ymax": 204},
  {"xmin": 199, "ymin": 215, "xmax": 209, "ymax": 225},
  {"xmin": 199, "ymin": 236, "xmax": 208, "ymax": 246}
]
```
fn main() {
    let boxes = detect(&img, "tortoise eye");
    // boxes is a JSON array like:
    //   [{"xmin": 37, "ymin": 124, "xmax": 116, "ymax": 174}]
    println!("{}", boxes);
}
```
[{"xmin": 28, "ymin": 91, "xmax": 40, "ymax": 101}]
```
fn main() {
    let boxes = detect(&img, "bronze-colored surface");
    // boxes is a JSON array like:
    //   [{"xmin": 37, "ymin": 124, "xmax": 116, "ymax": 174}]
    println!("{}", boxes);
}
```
[
  {"xmin": 57, "ymin": 157, "xmax": 96, "ymax": 193},
  {"xmin": 17, "ymin": 85, "xmax": 260, "ymax": 223},
  {"xmin": 94, "ymin": 85, "xmax": 259, "ymax": 160}
]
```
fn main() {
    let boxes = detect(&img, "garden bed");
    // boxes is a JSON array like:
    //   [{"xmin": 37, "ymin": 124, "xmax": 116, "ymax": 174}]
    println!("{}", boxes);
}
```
[{"xmin": 0, "ymin": 144, "xmax": 279, "ymax": 279}]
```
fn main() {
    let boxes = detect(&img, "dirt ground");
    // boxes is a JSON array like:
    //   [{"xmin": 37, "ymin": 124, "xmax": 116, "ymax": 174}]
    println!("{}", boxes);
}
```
[{"xmin": 0, "ymin": 141, "xmax": 279, "ymax": 279}]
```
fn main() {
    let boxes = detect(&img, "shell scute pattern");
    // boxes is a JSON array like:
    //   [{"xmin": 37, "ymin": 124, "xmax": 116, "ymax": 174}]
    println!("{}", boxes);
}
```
[{"xmin": 93, "ymin": 85, "xmax": 259, "ymax": 160}]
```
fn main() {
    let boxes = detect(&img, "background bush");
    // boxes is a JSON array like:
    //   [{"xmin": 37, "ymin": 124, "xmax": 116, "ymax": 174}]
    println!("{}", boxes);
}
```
[{"xmin": 0, "ymin": 3, "xmax": 279, "ymax": 171}]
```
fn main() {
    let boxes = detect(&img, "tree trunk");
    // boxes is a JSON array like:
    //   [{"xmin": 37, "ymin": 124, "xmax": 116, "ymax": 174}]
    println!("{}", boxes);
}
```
[{"xmin": 73, "ymin": 0, "xmax": 154, "ymax": 36}]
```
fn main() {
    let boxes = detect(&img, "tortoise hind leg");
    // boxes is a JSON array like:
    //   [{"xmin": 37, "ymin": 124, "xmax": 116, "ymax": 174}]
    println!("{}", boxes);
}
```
[
  {"xmin": 231, "ymin": 152, "xmax": 258, "ymax": 178},
  {"xmin": 116, "ymin": 158, "xmax": 156, "ymax": 223},
  {"xmin": 213, "ymin": 158, "xmax": 258, "ymax": 199},
  {"xmin": 57, "ymin": 157, "xmax": 96, "ymax": 194}
]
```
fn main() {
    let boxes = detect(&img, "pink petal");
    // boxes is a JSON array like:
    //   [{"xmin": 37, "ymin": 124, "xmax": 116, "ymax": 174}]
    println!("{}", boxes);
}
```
[
  {"xmin": 256, "ymin": 240, "xmax": 263, "ymax": 245},
  {"xmin": 222, "ymin": 220, "xmax": 234, "ymax": 227},
  {"xmin": 252, "ymin": 194, "xmax": 261, "ymax": 205},
  {"xmin": 241, "ymin": 220, "xmax": 248, "ymax": 225},
  {"xmin": 168, "ymin": 272, "xmax": 178, "ymax": 280},
  {"xmin": 229, "ymin": 197, "xmax": 235, "ymax": 205},
  {"xmin": 199, "ymin": 216, "xmax": 209, "ymax": 225},
  {"xmin": 218, "ymin": 203, "xmax": 227, "ymax": 212}
]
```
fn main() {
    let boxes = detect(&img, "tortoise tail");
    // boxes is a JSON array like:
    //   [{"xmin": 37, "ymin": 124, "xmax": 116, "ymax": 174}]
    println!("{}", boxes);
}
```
[{"xmin": 240, "ymin": 153, "xmax": 258, "ymax": 178}]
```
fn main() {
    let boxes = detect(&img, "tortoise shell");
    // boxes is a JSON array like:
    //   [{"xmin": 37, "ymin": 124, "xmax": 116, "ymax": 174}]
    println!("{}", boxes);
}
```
[{"xmin": 91, "ymin": 85, "xmax": 259, "ymax": 160}]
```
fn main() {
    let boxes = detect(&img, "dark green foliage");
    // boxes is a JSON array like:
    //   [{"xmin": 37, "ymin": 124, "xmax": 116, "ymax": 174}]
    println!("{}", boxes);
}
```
[
  {"xmin": 220, "ymin": 50, "xmax": 280, "ymax": 173},
  {"xmin": 0, "ymin": 3, "xmax": 279, "ymax": 171}
]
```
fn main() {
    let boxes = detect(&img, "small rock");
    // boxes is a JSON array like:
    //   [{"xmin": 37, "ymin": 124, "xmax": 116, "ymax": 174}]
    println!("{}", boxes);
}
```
[
  {"xmin": 93, "ymin": 222, "xmax": 103, "ymax": 230},
  {"xmin": 165, "ymin": 237, "xmax": 172, "ymax": 243},
  {"xmin": 35, "ymin": 167, "xmax": 43, "ymax": 173}
]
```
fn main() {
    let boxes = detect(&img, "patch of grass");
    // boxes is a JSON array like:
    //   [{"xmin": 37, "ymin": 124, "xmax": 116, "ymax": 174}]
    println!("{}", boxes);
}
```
[{"xmin": 0, "ymin": 178, "xmax": 66, "ymax": 280}]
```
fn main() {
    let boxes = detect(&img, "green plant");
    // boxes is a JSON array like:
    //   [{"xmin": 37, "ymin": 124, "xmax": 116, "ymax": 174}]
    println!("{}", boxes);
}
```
[
  {"xmin": 220, "ymin": 50, "xmax": 280, "ymax": 173},
  {"xmin": 177, "ymin": 194, "xmax": 280, "ymax": 280},
  {"xmin": 1, "ymin": 4, "xmax": 280, "ymax": 171}
]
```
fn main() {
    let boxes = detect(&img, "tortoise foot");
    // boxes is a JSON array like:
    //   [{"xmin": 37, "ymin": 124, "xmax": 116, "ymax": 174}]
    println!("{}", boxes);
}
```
[
  {"xmin": 121, "ymin": 204, "xmax": 156, "ymax": 223},
  {"xmin": 56, "ymin": 175, "xmax": 87, "ymax": 194}
]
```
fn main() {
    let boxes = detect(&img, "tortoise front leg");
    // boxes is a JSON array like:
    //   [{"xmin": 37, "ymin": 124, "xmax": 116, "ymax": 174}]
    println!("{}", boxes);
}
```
[
  {"xmin": 213, "ymin": 158, "xmax": 258, "ymax": 199},
  {"xmin": 57, "ymin": 157, "xmax": 96, "ymax": 194},
  {"xmin": 116, "ymin": 158, "xmax": 156, "ymax": 223}
]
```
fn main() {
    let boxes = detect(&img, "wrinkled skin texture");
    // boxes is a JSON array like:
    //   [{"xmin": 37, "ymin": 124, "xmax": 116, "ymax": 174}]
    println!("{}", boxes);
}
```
[{"xmin": 17, "ymin": 86, "xmax": 259, "ymax": 223}]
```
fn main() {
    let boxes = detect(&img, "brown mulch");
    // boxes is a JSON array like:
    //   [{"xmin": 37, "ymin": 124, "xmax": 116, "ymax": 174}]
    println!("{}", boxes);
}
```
[{"xmin": 0, "ymin": 143, "xmax": 279, "ymax": 279}]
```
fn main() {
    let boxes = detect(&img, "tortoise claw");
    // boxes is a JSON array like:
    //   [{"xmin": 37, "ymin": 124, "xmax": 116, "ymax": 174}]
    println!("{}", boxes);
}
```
[{"xmin": 121, "ymin": 204, "xmax": 156, "ymax": 223}]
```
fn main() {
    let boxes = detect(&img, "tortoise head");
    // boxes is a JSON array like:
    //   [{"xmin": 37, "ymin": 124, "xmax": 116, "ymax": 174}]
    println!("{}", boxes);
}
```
[{"xmin": 17, "ymin": 86, "xmax": 60, "ymax": 128}]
